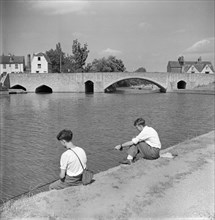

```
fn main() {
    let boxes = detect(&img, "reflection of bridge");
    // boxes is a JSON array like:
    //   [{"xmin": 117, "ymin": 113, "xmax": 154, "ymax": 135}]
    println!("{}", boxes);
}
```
[{"xmin": 8, "ymin": 72, "xmax": 214, "ymax": 93}]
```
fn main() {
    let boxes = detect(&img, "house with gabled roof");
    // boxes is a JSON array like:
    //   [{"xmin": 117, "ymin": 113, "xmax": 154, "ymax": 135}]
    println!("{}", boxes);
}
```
[
  {"xmin": 0, "ymin": 54, "xmax": 25, "ymax": 74},
  {"xmin": 167, "ymin": 56, "xmax": 214, "ymax": 74},
  {"xmin": 186, "ymin": 65, "xmax": 199, "ymax": 74},
  {"xmin": 201, "ymin": 64, "xmax": 214, "ymax": 74},
  {"xmin": 31, "ymin": 52, "xmax": 52, "ymax": 73}
]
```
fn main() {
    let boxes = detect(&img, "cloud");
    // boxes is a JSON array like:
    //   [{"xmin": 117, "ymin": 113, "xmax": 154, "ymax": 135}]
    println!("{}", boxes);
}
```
[
  {"xmin": 138, "ymin": 22, "xmax": 151, "ymax": 30},
  {"xmin": 72, "ymin": 32, "xmax": 84, "ymax": 39},
  {"xmin": 100, "ymin": 48, "xmax": 122, "ymax": 56},
  {"xmin": 184, "ymin": 38, "xmax": 214, "ymax": 54},
  {"xmin": 29, "ymin": 0, "xmax": 89, "ymax": 15}
]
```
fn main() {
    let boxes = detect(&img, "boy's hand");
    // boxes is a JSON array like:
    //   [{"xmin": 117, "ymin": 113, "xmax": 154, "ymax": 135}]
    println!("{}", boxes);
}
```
[{"xmin": 114, "ymin": 145, "xmax": 122, "ymax": 150}]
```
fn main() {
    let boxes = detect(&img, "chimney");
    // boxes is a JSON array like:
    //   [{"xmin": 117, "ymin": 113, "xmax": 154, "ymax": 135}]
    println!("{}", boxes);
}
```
[
  {"xmin": 197, "ymin": 56, "xmax": 202, "ymax": 63},
  {"xmin": 28, "ymin": 54, "xmax": 31, "ymax": 68},
  {"xmin": 178, "ymin": 56, "xmax": 185, "ymax": 73},
  {"xmin": 26, "ymin": 54, "xmax": 31, "ymax": 73}
]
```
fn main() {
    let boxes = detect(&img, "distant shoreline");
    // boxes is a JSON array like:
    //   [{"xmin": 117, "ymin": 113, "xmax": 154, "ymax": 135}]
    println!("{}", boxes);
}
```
[{"xmin": 172, "ymin": 89, "xmax": 215, "ymax": 95}]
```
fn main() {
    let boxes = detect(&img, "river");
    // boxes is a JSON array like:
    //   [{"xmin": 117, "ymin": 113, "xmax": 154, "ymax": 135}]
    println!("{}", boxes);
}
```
[{"xmin": 0, "ymin": 91, "xmax": 214, "ymax": 203}]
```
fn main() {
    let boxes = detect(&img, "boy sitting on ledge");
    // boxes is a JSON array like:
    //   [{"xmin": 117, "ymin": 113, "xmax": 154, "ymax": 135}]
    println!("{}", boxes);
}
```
[
  {"xmin": 114, "ymin": 118, "xmax": 161, "ymax": 165},
  {"xmin": 49, "ymin": 129, "xmax": 87, "ymax": 190}
]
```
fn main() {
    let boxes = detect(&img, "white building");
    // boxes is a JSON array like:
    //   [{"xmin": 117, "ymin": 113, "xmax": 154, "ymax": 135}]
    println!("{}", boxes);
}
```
[
  {"xmin": 0, "ymin": 55, "xmax": 25, "ymax": 74},
  {"xmin": 31, "ymin": 52, "xmax": 52, "ymax": 73}
]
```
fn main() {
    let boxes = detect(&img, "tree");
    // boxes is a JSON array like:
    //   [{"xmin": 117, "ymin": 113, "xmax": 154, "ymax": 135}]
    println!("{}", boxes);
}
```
[
  {"xmin": 46, "ymin": 43, "xmax": 65, "ymax": 73},
  {"xmin": 62, "ymin": 55, "xmax": 75, "ymax": 73},
  {"xmin": 46, "ymin": 40, "xmax": 89, "ymax": 73},
  {"xmin": 86, "ymin": 56, "xmax": 126, "ymax": 72},
  {"xmin": 72, "ymin": 39, "xmax": 89, "ymax": 72},
  {"xmin": 134, "ymin": 67, "xmax": 146, "ymax": 72}
]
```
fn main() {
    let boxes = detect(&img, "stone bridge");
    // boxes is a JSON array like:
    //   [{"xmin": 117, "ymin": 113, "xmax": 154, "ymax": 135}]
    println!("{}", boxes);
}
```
[{"xmin": 8, "ymin": 72, "xmax": 214, "ymax": 93}]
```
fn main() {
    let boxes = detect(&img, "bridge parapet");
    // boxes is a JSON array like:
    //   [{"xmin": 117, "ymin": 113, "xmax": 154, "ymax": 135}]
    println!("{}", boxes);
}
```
[{"xmin": 8, "ymin": 72, "xmax": 214, "ymax": 93}]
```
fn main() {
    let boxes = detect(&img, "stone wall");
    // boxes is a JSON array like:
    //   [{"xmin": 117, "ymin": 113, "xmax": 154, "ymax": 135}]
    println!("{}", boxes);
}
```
[{"xmin": 9, "ymin": 72, "xmax": 215, "ymax": 93}]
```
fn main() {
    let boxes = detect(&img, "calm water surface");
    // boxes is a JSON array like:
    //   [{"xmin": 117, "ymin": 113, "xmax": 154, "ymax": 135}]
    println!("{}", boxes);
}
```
[{"xmin": 0, "ymin": 92, "xmax": 214, "ymax": 202}]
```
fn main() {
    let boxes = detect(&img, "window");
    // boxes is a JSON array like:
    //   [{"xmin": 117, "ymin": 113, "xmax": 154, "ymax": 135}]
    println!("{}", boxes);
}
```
[
  {"xmin": 9, "ymin": 64, "xmax": 11, "ymax": 67},
  {"xmin": 38, "ymin": 64, "xmax": 41, "ymax": 69},
  {"xmin": 191, "ymin": 66, "xmax": 195, "ymax": 73},
  {"xmin": 38, "ymin": 57, "xmax": 41, "ymax": 61},
  {"xmin": 36, "ymin": 71, "xmax": 39, "ymax": 73},
  {"xmin": 3, "ymin": 64, "xmax": 6, "ymax": 69},
  {"xmin": 15, "ymin": 64, "xmax": 18, "ymax": 69}
]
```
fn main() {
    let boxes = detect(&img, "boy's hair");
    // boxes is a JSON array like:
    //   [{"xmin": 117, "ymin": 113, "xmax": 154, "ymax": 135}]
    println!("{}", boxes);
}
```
[
  {"xmin": 134, "ymin": 118, "xmax": 145, "ymax": 127},
  {"xmin": 57, "ymin": 129, "xmax": 73, "ymax": 142}
]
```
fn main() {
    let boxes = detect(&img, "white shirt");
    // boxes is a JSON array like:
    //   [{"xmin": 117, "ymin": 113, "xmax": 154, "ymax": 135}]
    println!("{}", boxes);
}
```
[
  {"xmin": 60, "ymin": 147, "xmax": 87, "ymax": 177},
  {"xmin": 132, "ymin": 126, "xmax": 161, "ymax": 149}
]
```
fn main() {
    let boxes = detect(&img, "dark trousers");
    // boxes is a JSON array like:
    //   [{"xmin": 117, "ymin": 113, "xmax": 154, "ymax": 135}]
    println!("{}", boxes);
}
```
[
  {"xmin": 49, "ymin": 173, "xmax": 82, "ymax": 190},
  {"xmin": 127, "ymin": 142, "xmax": 160, "ymax": 160}
]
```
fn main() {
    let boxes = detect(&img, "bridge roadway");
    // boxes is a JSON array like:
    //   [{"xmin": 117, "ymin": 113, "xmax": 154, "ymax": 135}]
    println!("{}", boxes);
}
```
[{"xmin": 9, "ymin": 72, "xmax": 214, "ymax": 93}]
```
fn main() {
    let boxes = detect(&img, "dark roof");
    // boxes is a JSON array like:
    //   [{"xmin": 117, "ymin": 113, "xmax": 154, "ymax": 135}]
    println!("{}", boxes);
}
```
[
  {"xmin": 0, "ymin": 55, "xmax": 25, "ymax": 64},
  {"xmin": 167, "ymin": 61, "xmax": 181, "ymax": 68},
  {"xmin": 33, "ymin": 52, "xmax": 52, "ymax": 64},
  {"xmin": 184, "ymin": 65, "xmax": 190, "ymax": 72},
  {"xmin": 168, "ymin": 61, "xmax": 212, "ymax": 67}
]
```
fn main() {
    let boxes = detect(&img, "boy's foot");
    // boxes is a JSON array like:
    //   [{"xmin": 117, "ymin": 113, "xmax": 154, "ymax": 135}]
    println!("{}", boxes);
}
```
[
  {"xmin": 133, "ymin": 156, "xmax": 140, "ymax": 162},
  {"xmin": 120, "ymin": 159, "xmax": 133, "ymax": 165}
]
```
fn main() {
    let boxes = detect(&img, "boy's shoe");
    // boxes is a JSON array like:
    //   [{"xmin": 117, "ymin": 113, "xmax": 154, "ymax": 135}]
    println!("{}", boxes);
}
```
[{"xmin": 120, "ymin": 159, "xmax": 133, "ymax": 165}]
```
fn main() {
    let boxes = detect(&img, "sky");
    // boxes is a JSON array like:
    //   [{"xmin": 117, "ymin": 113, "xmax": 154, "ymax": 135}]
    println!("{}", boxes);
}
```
[{"xmin": 0, "ymin": 0, "xmax": 214, "ymax": 72}]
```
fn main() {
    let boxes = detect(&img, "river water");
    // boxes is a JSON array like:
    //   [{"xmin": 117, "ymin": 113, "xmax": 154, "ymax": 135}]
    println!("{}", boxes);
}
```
[{"xmin": 0, "ymin": 91, "xmax": 214, "ymax": 203}]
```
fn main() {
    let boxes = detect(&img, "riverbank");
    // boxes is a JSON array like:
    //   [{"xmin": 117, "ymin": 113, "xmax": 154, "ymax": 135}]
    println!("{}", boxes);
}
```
[
  {"xmin": 172, "ymin": 89, "xmax": 215, "ymax": 95},
  {"xmin": 1, "ymin": 131, "xmax": 214, "ymax": 219}
]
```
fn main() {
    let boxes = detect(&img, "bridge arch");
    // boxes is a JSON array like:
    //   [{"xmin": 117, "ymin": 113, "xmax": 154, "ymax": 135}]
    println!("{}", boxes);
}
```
[
  {"xmin": 10, "ymin": 84, "xmax": 26, "ymax": 91},
  {"xmin": 85, "ymin": 80, "xmax": 94, "ymax": 93},
  {"xmin": 177, "ymin": 80, "xmax": 186, "ymax": 89},
  {"xmin": 104, "ymin": 77, "xmax": 167, "ymax": 93},
  {"xmin": 35, "ymin": 85, "xmax": 53, "ymax": 94}
]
